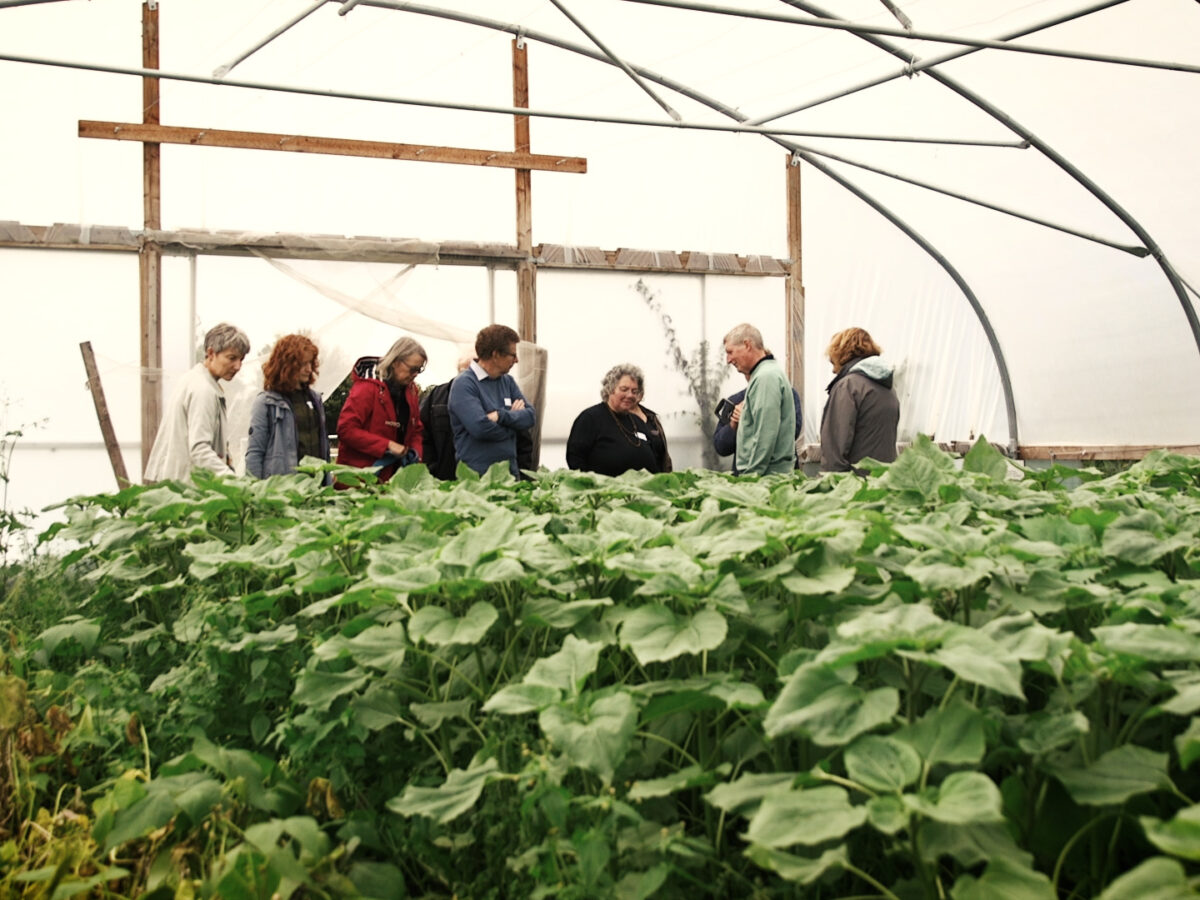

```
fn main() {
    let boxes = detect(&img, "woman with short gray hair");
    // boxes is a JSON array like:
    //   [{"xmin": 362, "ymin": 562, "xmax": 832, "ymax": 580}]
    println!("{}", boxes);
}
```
[
  {"xmin": 566, "ymin": 363, "xmax": 670, "ymax": 476},
  {"xmin": 144, "ymin": 322, "xmax": 250, "ymax": 481}
]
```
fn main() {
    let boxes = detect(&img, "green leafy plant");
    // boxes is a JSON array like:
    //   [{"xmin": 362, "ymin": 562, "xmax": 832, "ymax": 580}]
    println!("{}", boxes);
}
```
[{"xmin": 4, "ymin": 441, "xmax": 1200, "ymax": 896}]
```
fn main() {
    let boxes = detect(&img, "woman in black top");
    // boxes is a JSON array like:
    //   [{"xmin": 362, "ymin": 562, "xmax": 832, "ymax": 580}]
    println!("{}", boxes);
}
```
[{"xmin": 566, "ymin": 364, "xmax": 671, "ymax": 476}]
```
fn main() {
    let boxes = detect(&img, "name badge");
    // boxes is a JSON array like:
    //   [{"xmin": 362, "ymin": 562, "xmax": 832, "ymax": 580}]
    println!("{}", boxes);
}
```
[
  {"xmin": 504, "ymin": 397, "xmax": 513, "ymax": 407},
  {"xmin": 636, "ymin": 431, "xmax": 648, "ymax": 442}
]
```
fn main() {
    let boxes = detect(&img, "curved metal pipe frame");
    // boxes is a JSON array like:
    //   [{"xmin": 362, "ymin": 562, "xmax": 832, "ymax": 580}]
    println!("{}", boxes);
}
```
[{"xmin": 354, "ymin": 1, "xmax": 1023, "ymax": 450}]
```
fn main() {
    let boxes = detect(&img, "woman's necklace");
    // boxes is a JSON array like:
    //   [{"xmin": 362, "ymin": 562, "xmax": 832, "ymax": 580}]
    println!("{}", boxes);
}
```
[{"xmin": 607, "ymin": 405, "xmax": 643, "ymax": 447}]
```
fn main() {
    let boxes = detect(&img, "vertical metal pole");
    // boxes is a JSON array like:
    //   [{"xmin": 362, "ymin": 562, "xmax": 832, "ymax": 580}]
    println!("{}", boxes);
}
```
[
  {"xmin": 139, "ymin": 0, "xmax": 163, "ymax": 470},
  {"xmin": 513, "ymin": 38, "xmax": 536, "ymax": 342},
  {"xmin": 785, "ymin": 154, "xmax": 805, "ymax": 410}
]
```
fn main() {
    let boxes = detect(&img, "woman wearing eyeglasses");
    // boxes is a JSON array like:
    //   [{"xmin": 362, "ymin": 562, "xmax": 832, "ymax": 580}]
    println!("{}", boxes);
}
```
[{"xmin": 335, "ymin": 335, "xmax": 427, "ymax": 482}]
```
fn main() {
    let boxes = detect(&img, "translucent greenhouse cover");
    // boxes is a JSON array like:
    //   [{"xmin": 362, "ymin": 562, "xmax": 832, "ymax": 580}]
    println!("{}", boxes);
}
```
[{"xmin": 2, "ymin": 0, "xmax": 1199, "ymax": 509}]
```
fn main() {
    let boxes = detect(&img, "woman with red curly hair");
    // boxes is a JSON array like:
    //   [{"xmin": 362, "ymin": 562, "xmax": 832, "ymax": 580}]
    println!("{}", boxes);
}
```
[{"xmin": 245, "ymin": 334, "xmax": 331, "ymax": 479}]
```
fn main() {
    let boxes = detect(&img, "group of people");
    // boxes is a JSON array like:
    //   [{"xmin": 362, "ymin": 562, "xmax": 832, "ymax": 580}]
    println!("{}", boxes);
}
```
[{"xmin": 144, "ymin": 319, "xmax": 899, "ymax": 485}]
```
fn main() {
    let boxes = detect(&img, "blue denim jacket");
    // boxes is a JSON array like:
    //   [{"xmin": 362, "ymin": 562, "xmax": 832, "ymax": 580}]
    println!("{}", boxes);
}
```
[{"xmin": 245, "ymin": 389, "xmax": 330, "ymax": 481}]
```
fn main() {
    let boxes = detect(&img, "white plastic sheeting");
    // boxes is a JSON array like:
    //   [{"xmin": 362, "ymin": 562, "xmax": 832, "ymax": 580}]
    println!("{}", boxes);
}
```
[{"xmin": 2, "ymin": 0, "xmax": 1199, "ymax": 474}]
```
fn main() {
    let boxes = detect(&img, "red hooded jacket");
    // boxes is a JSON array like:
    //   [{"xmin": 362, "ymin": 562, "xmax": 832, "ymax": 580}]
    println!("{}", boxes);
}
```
[{"xmin": 335, "ymin": 356, "xmax": 424, "ymax": 481}]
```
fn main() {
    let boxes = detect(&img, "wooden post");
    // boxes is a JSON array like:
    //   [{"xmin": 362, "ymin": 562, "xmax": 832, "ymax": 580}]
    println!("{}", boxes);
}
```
[
  {"xmin": 139, "ymin": 0, "xmax": 163, "ymax": 471},
  {"xmin": 80, "ymin": 342, "xmax": 131, "ymax": 489},
  {"xmin": 513, "ymin": 38, "xmax": 536, "ymax": 343},
  {"xmin": 785, "ymin": 154, "xmax": 805, "ymax": 403}
]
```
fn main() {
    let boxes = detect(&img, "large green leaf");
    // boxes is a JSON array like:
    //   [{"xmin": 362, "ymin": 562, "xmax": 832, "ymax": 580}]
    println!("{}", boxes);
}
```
[
  {"xmin": 918, "ymin": 629, "xmax": 1026, "ymax": 699},
  {"xmin": 743, "ymin": 785, "xmax": 867, "ymax": 848},
  {"xmin": 780, "ymin": 565, "xmax": 855, "ymax": 596},
  {"xmin": 482, "ymin": 683, "xmax": 562, "ymax": 715},
  {"xmin": 962, "ymin": 437, "xmax": 1010, "ymax": 481},
  {"xmin": 1016, "ymin": 710, "xmax": 1090, "ymax": 757},
  {"xmin": 314, "ymin": 622, "xmax": 407, "ymax": 672},
  {"xmin": 1175, "ymin": 719, "xmax": 1200, "ymax": 770},
  {"xmin": 881, "ymin": 435, "xmax": 957, "ymax": 499},
  {"xmin": 521, "ymin": 597, "xmax": 614, "ymax": 629},
  {"xmin": 765, "ymin": 663, "xmax": 899, "ymax": 746},
  {"xmin": 292, "ymin": 668, "xmax": 369, "ymax": 709},
  {"xmin": 705, "ymin": 773, "xmax": 799, "ymax": 818},
  {"xmin": 628, "ymin": 763, "xmax": 731, "ymax": 801},
  {"xmin": 920, "ymin": 821, "xmax": 1033, "ymax": 869},
  {"xmin": 903, "ymin": 772, "xmax": 1004, "ymax": 825},
  {"xmin": 619, "ymin": 605, "xmax": 727, "ymax": 665},
  {"xmin": 524, "ymin": 635, "xmax": 606, "ymax": 694},
  {"xmin": 539, "ymin": 692, "xmax": 638, "ymax": 785},
  {"xmin": 387, "ymin": 757, "xmax": 501, "ymax": 823},
  {"xmin": 408, "ymin": 602, "xmax": 498, "ymax": 646},
  {"xmin": 1046, "ymin": 744, "xmax": 1173, "ymax": 806},
  {"xmin": 1092, "ymin": 623, "xmax": 1200, "ymax": 664},
  {"xmin": 1096, "ymin": 856, "xmax": 1198, "ymax": 900},
  {"xmin": 845, "ymin": 735, "xmax": 922, "ymax": 792},
  {"xmin": 743, "ymin": 845, "xmax": 848, "ymax": 885},
  {"xmin": 896, "ymin": 703, "xmax": 986, "ymax": 766},
  {"xmin": 439, "ymin": 510, "xmax": 517, "ymax": 568},
  {"xmin": 1141, "ymin": 805, "xmax": 1200, "ymax": 861},
  {"xmin": 950, "ymin": 858, "xmax": 1056, "ymax": 900}
]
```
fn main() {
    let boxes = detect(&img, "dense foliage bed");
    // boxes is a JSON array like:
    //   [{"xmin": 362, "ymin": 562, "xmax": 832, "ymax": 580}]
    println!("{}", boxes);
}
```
[{"xmin": 4, "ymin": 438, "xmax": 1200, "ymax": 898}]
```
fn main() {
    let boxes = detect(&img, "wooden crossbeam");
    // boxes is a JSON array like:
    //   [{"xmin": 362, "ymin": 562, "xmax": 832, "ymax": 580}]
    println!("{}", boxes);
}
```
[{"xmin": 79, "ymin": 120, "xmax": 588, "ymax": 174}]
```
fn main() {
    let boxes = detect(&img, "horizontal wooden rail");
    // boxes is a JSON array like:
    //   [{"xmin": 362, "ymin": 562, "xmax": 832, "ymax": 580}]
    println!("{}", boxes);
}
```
[{"xmin": 79, "ymin": 120, "xmax": 587, "ymax": 174}]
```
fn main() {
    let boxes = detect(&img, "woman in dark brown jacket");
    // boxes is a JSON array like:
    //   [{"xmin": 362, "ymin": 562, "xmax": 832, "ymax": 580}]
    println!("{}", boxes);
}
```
[{"xmin": 819, "ymin": 327, "xmax": 900, "ymax": 473}]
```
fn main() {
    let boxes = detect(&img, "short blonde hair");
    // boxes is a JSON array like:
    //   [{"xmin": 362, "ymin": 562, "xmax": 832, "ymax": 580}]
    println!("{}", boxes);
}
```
[
  {"xmin": 826, "ymin": 327, "xmax": 883, "ymax": 372},
  {"xmin": 378, "ymin": 336, "xmax": 427, "ymax": 380}
]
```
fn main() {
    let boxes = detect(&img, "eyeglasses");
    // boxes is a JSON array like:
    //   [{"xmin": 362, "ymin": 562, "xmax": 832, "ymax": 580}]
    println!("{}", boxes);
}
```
[
  {"xmin": 499, "ymin": 349, "xmax": 519, "ymax": 360},
  {"xmin": 401, "ymin": 361, "xmax": 426, "ymax": 375}
]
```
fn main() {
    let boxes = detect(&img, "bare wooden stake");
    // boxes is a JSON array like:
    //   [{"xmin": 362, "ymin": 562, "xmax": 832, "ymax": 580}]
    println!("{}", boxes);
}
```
[
  {"xmin": 140, "ymin": 0, "xmax": 163, "ymax": 471},
  {"xmin": 80, "ymin": 342, "xmax": 131, "ymax": 489}
]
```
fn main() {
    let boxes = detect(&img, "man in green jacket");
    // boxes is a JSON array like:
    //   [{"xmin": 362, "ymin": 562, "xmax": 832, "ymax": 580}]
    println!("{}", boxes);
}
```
[{"xmin": 723, "ymin": 323, "xmax": 797, "ymax": 476}]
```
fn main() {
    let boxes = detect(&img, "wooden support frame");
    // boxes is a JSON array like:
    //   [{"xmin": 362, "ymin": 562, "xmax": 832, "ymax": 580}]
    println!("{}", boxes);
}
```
[
  {"xmin": 514, "ymin": 38, "xmax": 537, "ymax": 343},
  {"xmin": 79, "ymin": 120, "xmax": 588, "ymax": 174},
  {"xmin": 139, "ymin": 0, "xmax": 162, "ymax": 471},
  {"xmin": 785, "ymin": 154, "xmax": 805, "ymax": 402},
  {"xmin": 80, "ymin": 341, "xmax": 131, "ymax": 489}
]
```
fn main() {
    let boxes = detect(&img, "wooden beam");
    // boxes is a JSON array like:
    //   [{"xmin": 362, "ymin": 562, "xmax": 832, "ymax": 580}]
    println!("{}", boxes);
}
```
[
  {"xmin": 1018, "ymin": 445, "xmax": 1200, "ymax": 461},
  {"xmin": 139, "ymin": 0, "xmax": 163, "ymax": 473},
  {"xmin": 79, "ymin": 120, "xmax": 588, "ymax": 175},
  {"xmin": 513, "ymin": 38, "xmax": 537, "ymax": 343},
  {"xmin": 80, "ymin": 342, "xmax": 131, "ymax": 489},
  {"xmin": 0, "ymin": 223, "xmax": 793, "ymax": 274},
  {"xmin": 785, "ymin": 154, "xmax": 805, "ymax": 401}
]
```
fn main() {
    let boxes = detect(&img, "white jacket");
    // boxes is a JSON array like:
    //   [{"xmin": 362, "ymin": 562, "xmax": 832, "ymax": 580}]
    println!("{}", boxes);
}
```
[{"xmin": 144, "ymin": 363, "xmax": 234, "ymax": 482}]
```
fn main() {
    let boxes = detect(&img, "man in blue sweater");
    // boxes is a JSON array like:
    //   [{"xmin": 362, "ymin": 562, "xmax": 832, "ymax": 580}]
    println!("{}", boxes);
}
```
[{"xmin": 448, "ymin": 324, "xmax": 537, "ymax": 478}]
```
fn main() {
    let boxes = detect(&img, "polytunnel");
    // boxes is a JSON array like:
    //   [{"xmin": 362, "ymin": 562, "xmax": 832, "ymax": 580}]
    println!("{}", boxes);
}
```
[{"xmin": 2, "ymin": 0, "xmax": 1199, "ymax": 516}]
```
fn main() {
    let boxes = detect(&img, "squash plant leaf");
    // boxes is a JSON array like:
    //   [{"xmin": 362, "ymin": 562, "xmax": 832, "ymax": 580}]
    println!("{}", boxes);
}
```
[
  {"xmin": 1140, "ymin": 805, "xmax": 1200, "ymax": 862},
  {"xmin": 764, "ymin": 663, "xmax": 899, "ymax": 746},
  {"xmin": 743, "ymin": 785, "xmax": 867, "ymax": 848},
  {"xmin": 387, "ymin": 757, "xmax": 501, "ymax": 824},
  {"xmin": 523, "ymin": 634, "xmax": 607, "ymax": 695},
  {"xmin": 1095, "ymin": 856, "xmax": 1195, "ymax": 900},
  {"xmin": 845, "ymin": 735, "xmax": 922, "ymax": 792},
  {"xmin": 619, "ymin": 605, "xmax": 727, "ymax": 665},
  {"xmin": 539, "ymin": 691, "xmax": 637, "ymax": 785},
  {"xmin": 950, "ymin": 857, "xmax": 1056, "ymax": 900},
  {"xmin": 1092, "ymin": 623, "xmax": 1200, "ymax": 664},
  {"xmin": 744, "ymin": 844, "xmax": 848, "ymax": 884},
  {"xmin": 293, "ymin": 668, "xmax": 370, "ymax": 709},
  {"xmin": 962, "ymin": 436, "xmax": 1010, "ymax": 481},
  {"xmin": 628, "ymin": 763, "xmax": 731, "ymax": 801},
  {"xmin": 903, "ymin": 772, "xmax": 1004, "ymax": 825},
  {"xmin": 482, "ymin": 684, "xmax": 563, "ymax": 715},
  {"xmin": 1046, "ymin": 745, "xmax": 1173, "ymax": 806},
  {"xmin": 409, "ymin": 602, "xmax": 498, "ymax": 647},
  {"xmin": 705, "ymin": 772, "xmax": 799, "ymax": 818}
]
